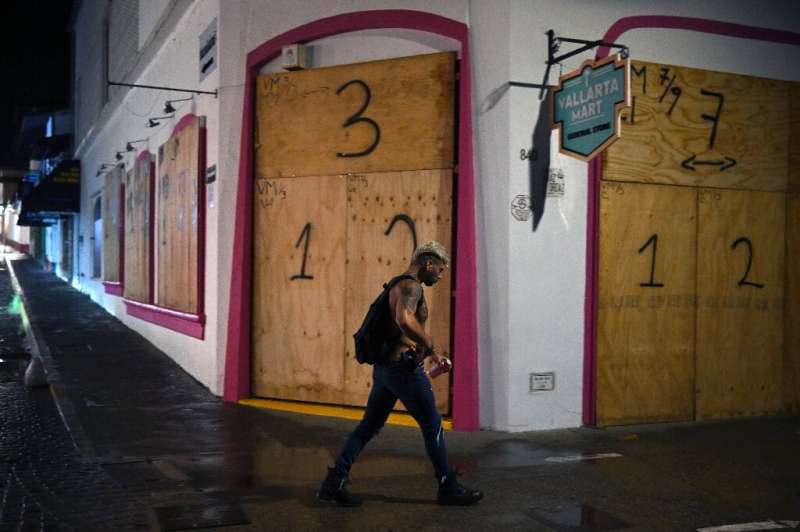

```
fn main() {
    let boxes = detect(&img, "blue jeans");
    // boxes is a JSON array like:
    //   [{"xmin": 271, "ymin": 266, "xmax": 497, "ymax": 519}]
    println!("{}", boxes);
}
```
[{"xmin": 334, "ymin": 359, "xmax": 449, "ymax": 479}]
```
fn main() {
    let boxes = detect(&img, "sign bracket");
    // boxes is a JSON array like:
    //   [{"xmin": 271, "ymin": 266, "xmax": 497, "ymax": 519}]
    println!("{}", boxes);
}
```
[{"xmin": 547, "ymin": 29, "xmax": 629, "ymax": 66}]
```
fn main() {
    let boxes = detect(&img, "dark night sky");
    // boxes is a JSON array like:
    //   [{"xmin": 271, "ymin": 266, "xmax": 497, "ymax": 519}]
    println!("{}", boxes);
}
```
[{"xmin": 0, "ymin": 0, "xmax": 74, "ymax": 162}]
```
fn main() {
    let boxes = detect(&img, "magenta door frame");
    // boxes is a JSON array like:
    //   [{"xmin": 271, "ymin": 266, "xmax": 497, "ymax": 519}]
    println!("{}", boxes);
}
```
[
  {"xmin": 223, "ymin": 10, "xmax": 480, "ymax": 431},
  {"xmin": 583, "ymin": 16, "xmax": 800, "ymax": 426}
]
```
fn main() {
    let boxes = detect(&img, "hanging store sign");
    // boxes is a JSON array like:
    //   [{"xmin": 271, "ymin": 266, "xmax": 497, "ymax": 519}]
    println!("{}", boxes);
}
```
[{"xmin": 552, "ymin": 54, "xmax": 629, "ymax": 161}]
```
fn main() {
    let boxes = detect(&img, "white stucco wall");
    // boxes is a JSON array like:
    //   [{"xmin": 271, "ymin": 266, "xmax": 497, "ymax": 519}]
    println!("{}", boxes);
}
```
[
  {"xmin": 2, "ymin": 207, "xmax": 29, "ymax": 248},
  {"xmin": 74, "ymin": 0, "xmax": 222, "ymax": 392}
]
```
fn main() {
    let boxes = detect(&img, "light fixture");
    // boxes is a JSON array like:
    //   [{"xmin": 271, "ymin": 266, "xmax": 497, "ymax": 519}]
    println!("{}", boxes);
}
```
[
  {"xmin": 163, "ymin": 96, "xmax": 192, "ymax": 114},
  {"xmin": 126, "ymin": 139, "xmax": 147, "ymax": 152},
  {"xmin": 146, "ymin": 115, "xmax": 174, "ymax": 128},
  {"xmin": 95, "ymin": 163, "xmax": 115, "ymax": 177}
]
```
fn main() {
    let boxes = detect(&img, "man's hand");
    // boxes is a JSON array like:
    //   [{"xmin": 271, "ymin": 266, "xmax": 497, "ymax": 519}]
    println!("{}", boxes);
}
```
[{"xmin": 427, "ymin": 347, "xmax": 445, "ymax": 367}]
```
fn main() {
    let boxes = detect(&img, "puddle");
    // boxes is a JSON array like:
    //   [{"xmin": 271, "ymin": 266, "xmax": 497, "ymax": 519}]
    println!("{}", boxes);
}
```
[
  {"xmin": 154, "ymin": 499, "xmax": 250, "ymax": 531},
  {"xmin": 528, "ymin": 504, "xmax": 632, "ymax": 531}
]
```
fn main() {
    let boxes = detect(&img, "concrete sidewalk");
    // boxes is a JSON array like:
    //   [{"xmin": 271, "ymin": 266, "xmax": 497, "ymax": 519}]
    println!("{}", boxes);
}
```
[{"xmin": 3, "ymin": 254, "xmax": 800, "ymax": 531}]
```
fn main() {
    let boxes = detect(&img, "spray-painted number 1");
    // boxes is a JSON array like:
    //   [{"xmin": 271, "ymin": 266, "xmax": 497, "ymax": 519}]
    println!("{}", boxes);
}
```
[
  {"xmin": 638, "ymin": 234, "xmax": 664, "ymax": 288},
  {"xmin": 290, "ymin": 223, "xmax": 314, "ymax": 281}
]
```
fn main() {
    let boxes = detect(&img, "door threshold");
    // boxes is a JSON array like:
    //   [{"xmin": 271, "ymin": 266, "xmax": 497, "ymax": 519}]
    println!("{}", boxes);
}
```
[{"xmin": 239, "ymin": 398, "xmax": 452, "ymax": 430}]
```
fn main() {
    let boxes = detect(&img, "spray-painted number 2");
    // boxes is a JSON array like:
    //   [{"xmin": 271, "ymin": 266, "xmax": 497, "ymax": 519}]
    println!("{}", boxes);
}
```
[
  {"xmin": 290, "ymin": 223, "xmax": 314, "ymax": 281},
  {"xmin": 731, "ymin": 237, "xmax": 764, "ymax": 288},
  {"xmin": 336, "ymin": 79, "xmax": 381, "ymax": 158}
]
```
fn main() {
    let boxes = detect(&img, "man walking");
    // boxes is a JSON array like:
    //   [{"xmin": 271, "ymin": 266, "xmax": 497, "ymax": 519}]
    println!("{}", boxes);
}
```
[{"xmin": 318, "ymin": 241, "xmax": 482, "ymax": 507}]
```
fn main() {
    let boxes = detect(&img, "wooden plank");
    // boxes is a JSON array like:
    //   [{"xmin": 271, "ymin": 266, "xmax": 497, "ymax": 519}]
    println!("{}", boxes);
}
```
[
  {"xmin": 252, "ymin": 176, "xmax": 347, "ymax": 403},
  {"xmin": 790, "ymin": 84, "xmax": 800, "ymax": 192},
  {"xmin": 597, "ymin": 181, "xmax": 696, "ymax": 426},
  {"xmin": 605, "ymin": 60, "xmax": 790, "ymax": 192},
  {"xmin": 343, "ymin": 170, "xmax": 453, "ymax": 412},
  {"xmin": 786, "ymin": 193, "xmax": 800, "ymax": 412},
  {"xmin": 124, "ymin": 154, "xmax": 153, "ymax": 303},
  {"xmin": 156, "ymin": 120, "xmax": 200, "ymax": 313},
  {"xmin": 256, "ymin": 52, "xmax": 455, "ymax": 178},
  {"xmin": 102, "ymin": 166, "xmax": 123, "ymax": 282},
  {"xmin": 696, "ymin": 189, "xmax": 785, "ymax": 419},
  {"xmin": 157, "ymin": 140, "xmax": 174, "ymax": 308}
]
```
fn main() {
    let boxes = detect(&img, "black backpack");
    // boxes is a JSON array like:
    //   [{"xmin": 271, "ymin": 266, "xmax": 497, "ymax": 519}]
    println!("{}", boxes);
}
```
[{"xmin": 353, "ymin": 275, "xmax": 417, "ymax": 364}]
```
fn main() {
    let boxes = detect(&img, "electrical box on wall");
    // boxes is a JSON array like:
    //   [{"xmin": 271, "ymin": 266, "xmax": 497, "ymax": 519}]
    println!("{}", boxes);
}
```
[
  {"xmin": 282, "ymin": 44, "xmax": 307, "ymax": 71},
  {"xmin": 530, "ymin": 372, "xmax": 555, "ymax": 392}
]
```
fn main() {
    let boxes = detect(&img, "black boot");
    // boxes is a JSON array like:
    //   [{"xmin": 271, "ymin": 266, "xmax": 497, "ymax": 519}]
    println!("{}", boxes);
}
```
[
  {"xmin": 317, "ymin": 467, "xmax": 363, "ymax": 507},
  {"xmin": 437, "ymin": 469, "xmax": 483, "ymax": 506}
]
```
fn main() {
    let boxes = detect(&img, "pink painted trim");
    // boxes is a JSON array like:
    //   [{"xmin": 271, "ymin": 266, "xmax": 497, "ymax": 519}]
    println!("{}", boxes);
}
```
[
  {"xmin": 103, "ymin": 281, "xmax": 123, "ymax": 296},
  {"xmin": 6, "ymin": 239, "xmax": 30, "ymax": 254},
  {"xmin": 197, "ymin": 125, "xmax": 207, "ymax": 317},
  {"xmin": 582, "ymin": 156, "xmax": 602, "ymax": 427},
  {"xmin": 583, "ymin": 16, "xmax": 800, "ymax": 427},
  {"xmin": 223, "ymin": 10, "xmax": 479, "ymax": 431},
  {"xmin": 171, "ymin": 113, "xmax": 199, "ymax": 137},
  {"xmin": 135, "ymin": 149, "xmax": 152, "ymax": 165},
  {"xmin": 124, "ymin": 298, "xmax": 205, "ymax": 339},
  {"xmin": 598, "ymin": 16, "xmax": 800, "ymax": 58}
]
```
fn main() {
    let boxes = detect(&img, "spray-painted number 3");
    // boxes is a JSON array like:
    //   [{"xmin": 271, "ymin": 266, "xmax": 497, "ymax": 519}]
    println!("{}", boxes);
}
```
[{"xmin": 336, "ymin": 79, "xmax": 381, "ymax": 158}]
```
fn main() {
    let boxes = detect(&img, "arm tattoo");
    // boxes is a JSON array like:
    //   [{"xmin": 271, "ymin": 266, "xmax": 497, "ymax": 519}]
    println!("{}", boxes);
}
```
[{"xmin": 400, "ymin": 282, "xmax": 422, "ymax": 312}]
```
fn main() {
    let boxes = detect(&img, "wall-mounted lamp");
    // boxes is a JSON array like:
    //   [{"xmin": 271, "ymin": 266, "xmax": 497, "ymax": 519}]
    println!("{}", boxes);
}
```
[
  {"xmin": 126, "ymin": 139, "xmax": 147, "ymax": 152},
  {"xmin": 163, "ymin": 96, "xmax": 192, "ymax": 114},
  {"xmin": 115, "ymin": 151, "xmax": 125, "ymax": 161},
  {"xmin": 95, "ymin": 163, "xmax": 115, "ymax": 177},
  {"xmin": 146, "ymin": 115, "xmax": 174, "ymax": 128}
]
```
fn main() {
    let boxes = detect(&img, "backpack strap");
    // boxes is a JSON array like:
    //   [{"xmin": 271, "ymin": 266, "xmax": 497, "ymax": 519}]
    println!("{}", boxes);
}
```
[{"xmin": 382, "ymin": 274, "xmax": 418, "ymax": 291}]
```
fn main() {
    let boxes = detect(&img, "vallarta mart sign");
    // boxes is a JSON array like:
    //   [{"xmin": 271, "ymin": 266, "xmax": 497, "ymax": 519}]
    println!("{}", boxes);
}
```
[{"xmin": 552, "ymin": 54, "xmax": 629, "ymax": 161}]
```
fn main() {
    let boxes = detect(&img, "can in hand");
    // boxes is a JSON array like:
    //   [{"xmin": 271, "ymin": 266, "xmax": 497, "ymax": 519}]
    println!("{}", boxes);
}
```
[{"xmin": 426, "ymin": 357, "xmax": 452, "ymax": 379}]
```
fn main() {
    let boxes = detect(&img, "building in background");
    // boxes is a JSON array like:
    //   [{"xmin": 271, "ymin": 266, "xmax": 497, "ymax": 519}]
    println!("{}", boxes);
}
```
[{"xmin": 69, "ymin": 0, "xmax": 800, "ymax": 432}]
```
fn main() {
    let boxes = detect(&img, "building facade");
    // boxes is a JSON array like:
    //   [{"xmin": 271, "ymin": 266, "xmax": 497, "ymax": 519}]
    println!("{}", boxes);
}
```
[{"xmin": 69, "ymin": 0, "xmax": 800, "ymax": 432}]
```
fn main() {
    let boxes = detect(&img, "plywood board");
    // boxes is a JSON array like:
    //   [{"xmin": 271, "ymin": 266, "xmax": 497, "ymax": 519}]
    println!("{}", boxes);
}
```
[
  {"xmin": 790, "ymin": 84, "xmax": 800, "ymax": 192},
  {"xmin": 252, "ymin": 176, "xmax": 347, "ymax": 403},
  {"xmin": 124, "ymin": 154, "xmax": 153, "ymax": 303},
  {"xmin": 605, "ymin": 60, "xmax": 789, "ymax": 192},
  {"xmin": 102, "ymin": 166, "xmax": 123, "ymax": 282},
  {"xmin": 785, "ymin": 193, "xmax": 800, "ymax": 412},
  {"xmin": 157, "ymin": 119, "xmax": 201, "ymax": 313},
  {"xmin": 256, "ymin": 52, "xmax": 455, "ymax": 178},
  {"xmin": 597, "ymin": 181, "xmax": 697, "ymax": 426},
  {"xmin": 343, "ymin": 170, "xmax": 453, "ymax": 412},
  {"xmin": 696, "ymin": 189, "xmax": 785, "ymax": 419}
]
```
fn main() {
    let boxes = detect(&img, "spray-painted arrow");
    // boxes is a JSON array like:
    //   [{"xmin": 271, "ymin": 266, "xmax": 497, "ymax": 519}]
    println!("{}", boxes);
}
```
[{"xmin": 681, "ymin": 154, "xmax": 737, "ymax": 172}]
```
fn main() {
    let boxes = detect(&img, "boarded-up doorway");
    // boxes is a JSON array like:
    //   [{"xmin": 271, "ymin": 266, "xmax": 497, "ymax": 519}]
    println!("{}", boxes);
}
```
[
  {"xmin": 597, "ymin": 60, "xmax": 797, "ymax": 425},
  {"xmin": 251, "ymin": 52, "xmax": 456, "ymax": 413}
]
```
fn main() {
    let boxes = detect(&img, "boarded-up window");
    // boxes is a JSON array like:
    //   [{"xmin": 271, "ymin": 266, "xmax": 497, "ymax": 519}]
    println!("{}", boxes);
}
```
[
  {"xmin": 156, "ymin": 116, "xmax": 205, "ymax": 314},
  {"xmin": 102, "ymin": 165, "xmax": 124, "ymax": 282},
  {"xmin": 124, "ymin": 152, "xmax": 154, "ymax": 303}
]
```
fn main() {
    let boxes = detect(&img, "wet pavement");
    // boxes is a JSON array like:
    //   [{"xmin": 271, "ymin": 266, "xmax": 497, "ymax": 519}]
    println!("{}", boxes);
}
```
[{"xmin": 1, "ymin": 252, "xmax": 799, "ymax": 531}]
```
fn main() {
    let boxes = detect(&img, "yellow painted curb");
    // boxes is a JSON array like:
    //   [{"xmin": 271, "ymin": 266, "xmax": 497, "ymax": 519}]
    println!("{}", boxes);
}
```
[{"xmin": 239, "ymin": 398, "xmax": 453, "ymax": 431}]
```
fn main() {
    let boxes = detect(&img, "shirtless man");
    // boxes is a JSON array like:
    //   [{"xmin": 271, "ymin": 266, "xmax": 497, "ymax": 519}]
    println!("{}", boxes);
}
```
[{"xmin": 318, "ymin": 241, "xmax": 482, "ymax": 507}]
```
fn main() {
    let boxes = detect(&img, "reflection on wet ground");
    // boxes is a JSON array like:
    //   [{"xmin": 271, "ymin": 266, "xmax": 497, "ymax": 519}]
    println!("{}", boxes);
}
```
[
  {"xmin": 5, "ymin": 255, "xmax": 800, "ymax": 530},
  {"xmin": 528, "ymin": 504, "xmax": 632, "ymax": 531}
]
